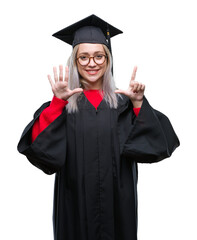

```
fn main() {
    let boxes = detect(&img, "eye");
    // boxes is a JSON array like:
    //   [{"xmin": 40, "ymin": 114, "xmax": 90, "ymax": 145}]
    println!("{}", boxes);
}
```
[
  {"xmin": 79, "ymin": 56, "xmax": 88, "ymax": 61},
  {"xmin": 95, "ymin": 55, "xmax": 103, "ymax": 59}
]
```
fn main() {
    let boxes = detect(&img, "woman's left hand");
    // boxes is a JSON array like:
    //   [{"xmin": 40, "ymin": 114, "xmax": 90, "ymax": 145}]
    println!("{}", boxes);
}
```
[{"xmin": 115, "ymin": 66, "xmax": 145, "ymax": 108}]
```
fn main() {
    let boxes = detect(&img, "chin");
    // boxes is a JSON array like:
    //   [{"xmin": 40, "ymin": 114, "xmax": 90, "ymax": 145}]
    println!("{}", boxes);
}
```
[
  {"xmin": 86, "ymin": 76, "xmax": 100, "ymax": 82},
  {"xmin": 84, "ymin": 73, "xmax": 103, "ymax": 82}
]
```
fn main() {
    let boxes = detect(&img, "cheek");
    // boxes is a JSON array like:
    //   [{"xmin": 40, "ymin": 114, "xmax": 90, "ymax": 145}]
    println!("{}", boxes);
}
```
[{"xmin": 101, "ymin": 63, "xmax": 107, "ymax": 75}]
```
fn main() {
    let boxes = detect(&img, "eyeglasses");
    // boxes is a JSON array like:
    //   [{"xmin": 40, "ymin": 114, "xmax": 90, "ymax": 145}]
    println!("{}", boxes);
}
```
[{"xmin": 76, "ymin": 54, "xmax": 107, "ymax": 66}]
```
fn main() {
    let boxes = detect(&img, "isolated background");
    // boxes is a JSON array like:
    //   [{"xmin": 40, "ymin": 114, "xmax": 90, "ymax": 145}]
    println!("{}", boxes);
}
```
[{"xmin": 1, "ymin": 0, "xmax": 196, "ymax": 239}]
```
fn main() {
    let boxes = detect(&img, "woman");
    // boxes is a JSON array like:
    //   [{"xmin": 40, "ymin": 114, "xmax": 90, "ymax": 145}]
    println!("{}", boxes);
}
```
[{"xmin": 18, "ymin": 15, "xmax": 180, "ymax": 240}]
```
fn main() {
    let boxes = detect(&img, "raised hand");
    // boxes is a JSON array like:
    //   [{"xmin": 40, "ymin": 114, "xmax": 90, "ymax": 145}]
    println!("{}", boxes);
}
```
[
  {"xmin": 115, "ymin": 66, "xmax": 145, "ymax": 108},
  {"xmin": 48, "ymin": 65, "xmax": 83, "ymax": 101}
]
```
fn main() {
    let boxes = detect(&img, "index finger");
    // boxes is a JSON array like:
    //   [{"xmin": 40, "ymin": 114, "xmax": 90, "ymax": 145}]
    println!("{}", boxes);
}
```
[{"xmin": 131, "ymin": 66, "xmax": 138, "ymax": 82}]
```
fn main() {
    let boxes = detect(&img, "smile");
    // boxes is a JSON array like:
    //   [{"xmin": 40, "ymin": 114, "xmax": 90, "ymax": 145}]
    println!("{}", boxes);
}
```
[{"xmin": 86, "ymin": 69, "xmax": 100, "ymax": 75}]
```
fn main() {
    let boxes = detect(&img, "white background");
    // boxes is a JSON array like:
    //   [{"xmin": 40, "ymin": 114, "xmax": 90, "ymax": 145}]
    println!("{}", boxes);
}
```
[{"xmin": 0, "ymin": 0, "xmax": 196, "ymax": 239}]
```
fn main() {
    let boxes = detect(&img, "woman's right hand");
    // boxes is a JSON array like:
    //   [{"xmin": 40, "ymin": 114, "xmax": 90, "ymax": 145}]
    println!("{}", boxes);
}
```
[{"xmin": 48, "ymin": 65, "xmax": 83, "ymax": 101}]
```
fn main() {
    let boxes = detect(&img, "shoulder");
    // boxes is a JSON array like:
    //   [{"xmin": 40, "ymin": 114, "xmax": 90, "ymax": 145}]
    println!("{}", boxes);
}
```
[{"xmin": 33, "ymin": 101, "xmax": 51, "ymax": 119}]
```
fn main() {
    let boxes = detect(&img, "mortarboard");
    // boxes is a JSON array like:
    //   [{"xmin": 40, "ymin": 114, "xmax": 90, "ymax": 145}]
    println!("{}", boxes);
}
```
[{"xmin": 52, "ymin": 14, "xmax": 123, "ymax": 53}]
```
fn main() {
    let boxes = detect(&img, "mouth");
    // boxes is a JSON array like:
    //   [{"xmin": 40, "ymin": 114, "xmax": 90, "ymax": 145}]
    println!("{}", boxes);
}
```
[{"xmin": 85, "ymin": 69, "xmax": 100, "ymax": 75}]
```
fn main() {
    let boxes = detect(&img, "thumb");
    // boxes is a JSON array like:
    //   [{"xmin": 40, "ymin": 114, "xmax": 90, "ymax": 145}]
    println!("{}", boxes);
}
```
[
  {"xmin": 71, "ymin": 88, "xmax": 83, "ymax": 95},
  {"xmin": 115, "ymin": 89, "xmax": 127, "ymax": 95}
]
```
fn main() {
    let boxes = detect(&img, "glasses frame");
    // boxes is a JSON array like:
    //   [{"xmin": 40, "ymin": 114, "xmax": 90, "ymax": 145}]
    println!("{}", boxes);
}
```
[{"xmin": 76, "ymin": 54, "xmax": 107, "ymax": 66}]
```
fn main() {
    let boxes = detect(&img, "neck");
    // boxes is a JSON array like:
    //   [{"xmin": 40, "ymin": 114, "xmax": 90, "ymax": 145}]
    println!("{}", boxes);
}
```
[
  {"xmin": 85, "ymin": 86, "xmax": 101, "ymax": 90},
  {"xmin": 81, "ymin": 77, "xmax": 103, "ymax": 90}
]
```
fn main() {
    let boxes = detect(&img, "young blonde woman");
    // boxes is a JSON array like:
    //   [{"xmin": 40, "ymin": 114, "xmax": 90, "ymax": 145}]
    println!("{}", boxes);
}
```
[{"xmin": 18, "ymin": 15, "xmax": 180, "ymax": 240}]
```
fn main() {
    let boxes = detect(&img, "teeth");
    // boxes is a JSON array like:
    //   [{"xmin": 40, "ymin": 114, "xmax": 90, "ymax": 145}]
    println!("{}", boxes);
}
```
[{"xmin": 87, "ymin": 70, "xmax": 98, "ymax": 74}]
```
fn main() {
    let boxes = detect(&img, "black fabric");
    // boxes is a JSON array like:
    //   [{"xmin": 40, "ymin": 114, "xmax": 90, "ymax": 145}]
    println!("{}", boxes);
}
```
[
  {"xmin": 17, "ymin": 94, "xmax": 180, "ymax": 240},
  {"xmin": 52, "ymin": 14, "xmax": 123, "ymax": 50},
  {"xmin": 72, "ymin": 26, "xmax": 108, "ymax": 48}
]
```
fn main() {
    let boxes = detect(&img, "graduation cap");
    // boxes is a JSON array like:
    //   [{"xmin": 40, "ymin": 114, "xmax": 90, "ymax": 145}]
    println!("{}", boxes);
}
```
[{"xmin": 52, "ymin": 14, "xmax": 123, "ymax": 53}]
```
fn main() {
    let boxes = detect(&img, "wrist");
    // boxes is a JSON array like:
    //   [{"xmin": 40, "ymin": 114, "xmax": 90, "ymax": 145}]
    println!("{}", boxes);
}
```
[
  {"xmin": 131, "ymin": 99, "xmax": 143, "ymax": 108},
  {"xmin": 54, "ymin": 93, "xmax": 68, "ymax": 101},
  {"xmin": 51, "ymin": 95, "xmax": 68, "ymax": 107}
]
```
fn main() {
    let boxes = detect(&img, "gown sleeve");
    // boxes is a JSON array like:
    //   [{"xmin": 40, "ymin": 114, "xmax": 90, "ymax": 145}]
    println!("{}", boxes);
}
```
[
  {"xmin": 122, "ymin": 96, "xmax": 180, "ymax": 163},
  {"xmin": 32, "ymin": 96, "xmax": 68, "ymax": 142},
  {"xmin": 17, "ymin": 99, "xmax": 67, "ymax": 174}
]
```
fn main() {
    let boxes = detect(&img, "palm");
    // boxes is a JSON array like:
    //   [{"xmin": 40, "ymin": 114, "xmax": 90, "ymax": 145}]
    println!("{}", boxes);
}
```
[
  {"xmin": 48, "ymin": 65, "xmax": 83, "ymax": 101},
  {"xmin": 115, "ymin": 66, "xmax": 145, "ymax": 107}
]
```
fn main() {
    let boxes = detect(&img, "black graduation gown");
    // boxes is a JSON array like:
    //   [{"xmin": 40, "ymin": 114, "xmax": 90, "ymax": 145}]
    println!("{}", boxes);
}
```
[{"xmin": 17, "ymin": 94, "xmax": 180, "ymax": 240}]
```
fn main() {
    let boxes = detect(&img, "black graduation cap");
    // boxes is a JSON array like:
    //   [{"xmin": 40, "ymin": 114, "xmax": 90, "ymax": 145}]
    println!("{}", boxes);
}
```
[{"xmin": 52, "ymin": 14, "xmax": 123, "ymax": 53}]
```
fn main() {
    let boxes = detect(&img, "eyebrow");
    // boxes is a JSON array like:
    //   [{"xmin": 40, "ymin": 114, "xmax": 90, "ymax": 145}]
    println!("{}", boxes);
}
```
[{"xmin": 78, "ymin": 51, "xmax": 105, "ymax": 55}]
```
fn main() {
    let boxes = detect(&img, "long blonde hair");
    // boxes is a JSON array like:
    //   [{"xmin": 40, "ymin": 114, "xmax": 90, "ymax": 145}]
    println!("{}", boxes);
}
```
[{"xmin": 66, "ymin": 44, "xmax": 118, "ymax": 113}]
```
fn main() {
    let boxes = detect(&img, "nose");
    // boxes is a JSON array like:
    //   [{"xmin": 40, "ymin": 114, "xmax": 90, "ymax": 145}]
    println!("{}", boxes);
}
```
[{"xmin": 88, "ymin": 57, "xmax": 97, "ymax": 67}]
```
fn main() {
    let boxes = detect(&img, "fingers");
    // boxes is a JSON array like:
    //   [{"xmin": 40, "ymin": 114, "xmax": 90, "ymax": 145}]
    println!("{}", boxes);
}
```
[
  {"xmin": 64, "ymin": 66, "xmax": 69, "ymax": 83},
  {"xmin": 47, "ymin": 74, "xmax": 54, "ymax": 88},
  {"xmin": 53, "ymin": 67, "xmax": 58, "ymax": 83},
  {"xmin": 130, "ymin": 66, "xmax": 145, "ymax": 92},
  {"xmin": 133, "ymin": 82, "xmax": 141, "ymax": 93},
  {"xmin": 115, "ymin": 65, "xmax": 145, "ymax": 99},
  {"xmin": 59, "ymin": 65, "xmax": 63, "ymax": 81},
  {"xmin": 66, "ymin": 88, "xmax": 83, "ymax": 100},
  {"xmin": 71, "ymin": 88, "xmax": 83, "ymax": 95},
  {"xmin": 141, "ymin": 84, "xmax": 145, "ymax": 91},
  {"xmin": 132, "ymin": 82, "xmax": 145, "ymax": 93},
  {"xmin": 52, "ymin": 65, "xmax": 68, "ymax": 83},
  {"xmin": 131, "ymin": 66, "xmax": 138, "ymax": 82},
  {"xmin": 115, "ymin": 89, "xmax": 127, "ymax": 95}
]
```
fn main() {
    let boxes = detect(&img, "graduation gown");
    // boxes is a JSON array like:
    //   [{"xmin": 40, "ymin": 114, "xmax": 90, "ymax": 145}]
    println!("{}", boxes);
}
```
[{"xmin": 17, "ymin": 94, "xmax": 180, "ymax": 240}]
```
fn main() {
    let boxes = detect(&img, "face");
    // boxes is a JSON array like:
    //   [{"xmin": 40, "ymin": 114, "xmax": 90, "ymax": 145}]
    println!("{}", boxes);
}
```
[{"xmin": 76, "ymin": 43, "xmax": 107, "ymax": 89}]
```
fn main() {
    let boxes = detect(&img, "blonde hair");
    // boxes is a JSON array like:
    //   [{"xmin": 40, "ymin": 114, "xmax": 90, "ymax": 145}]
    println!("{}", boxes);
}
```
[{"xmin": 66, "ymin": 44, "xmax": 118, "ymax": 113}]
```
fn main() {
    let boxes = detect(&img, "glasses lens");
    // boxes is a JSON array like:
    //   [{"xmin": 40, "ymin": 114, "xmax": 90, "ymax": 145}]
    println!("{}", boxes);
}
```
[
  {"xmin": 94, "ymin": 55, "xmax": 106, "ymax": 65},
  {"xmin": 78, "ymin": 56, "xmax": 89, "ymax": 66}
]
